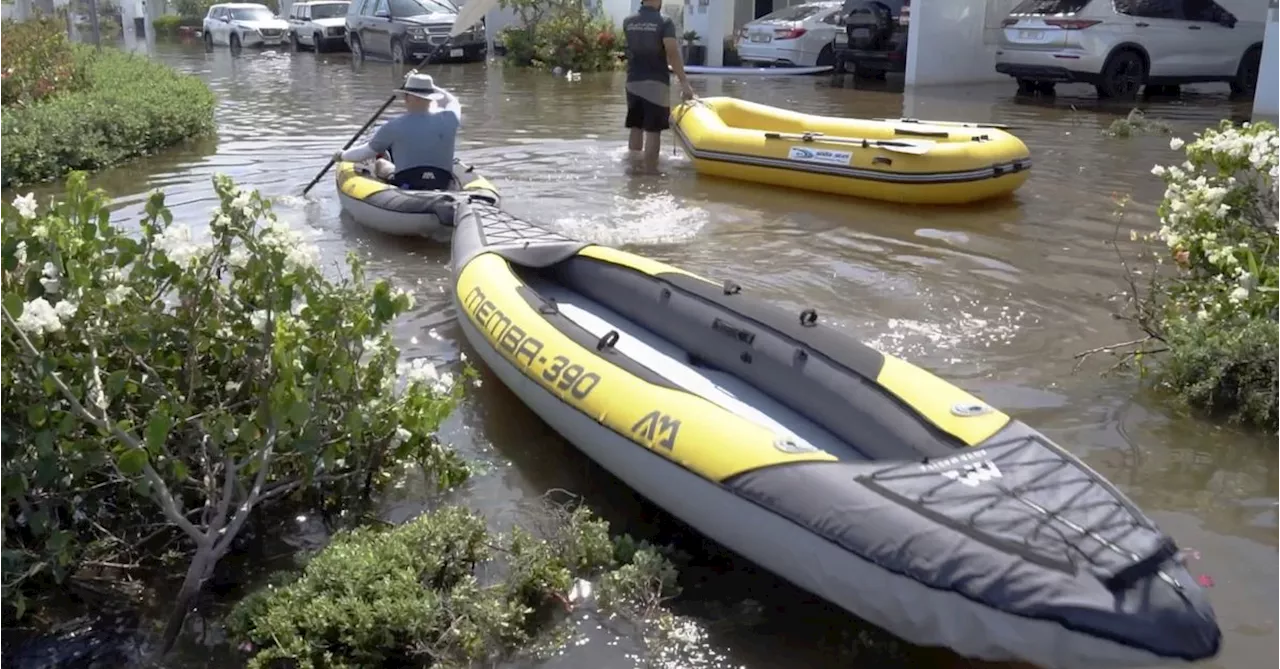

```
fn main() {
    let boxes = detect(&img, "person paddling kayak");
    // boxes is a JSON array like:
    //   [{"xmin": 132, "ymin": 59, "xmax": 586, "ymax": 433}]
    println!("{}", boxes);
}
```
[{"xmin": 333, "ymin": 72, "xmax": 462, "ymax": 191}]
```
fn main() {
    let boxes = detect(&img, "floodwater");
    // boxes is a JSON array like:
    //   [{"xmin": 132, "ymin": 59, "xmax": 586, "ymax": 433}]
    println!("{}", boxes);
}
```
[{"xmin": 10, "ymin": 39, "xmax": 1277, "ymax": 669}]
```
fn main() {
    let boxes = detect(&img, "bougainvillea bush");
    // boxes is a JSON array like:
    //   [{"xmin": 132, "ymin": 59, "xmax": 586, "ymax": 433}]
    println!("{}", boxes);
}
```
[
  {"xmin": 1116, "ymin": 120, "xmax": 1278, "ymax": 430},
  {"xmin": 0, "ymin": 17, "xmax": 91, "ymax": 108}
]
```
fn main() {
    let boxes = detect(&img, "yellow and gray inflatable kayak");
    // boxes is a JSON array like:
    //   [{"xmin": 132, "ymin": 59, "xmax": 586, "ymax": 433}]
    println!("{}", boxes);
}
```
[
  {"xmin": 449, "ymin": 202, "xmax": 1219, "ymax": 669},
  {"xmin": 671, "ymin": 97, "xmax": 1032, "ymax": 205},
  {"xmin": 335, "ymin": 159, "xmax": 499, "ymax": 241}
]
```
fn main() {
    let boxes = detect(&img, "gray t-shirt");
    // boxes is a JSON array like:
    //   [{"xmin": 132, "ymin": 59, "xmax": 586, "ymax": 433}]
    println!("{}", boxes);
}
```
[
  {"xmin": 623, "ymin": 6, "xmax": 675, "ymax": 84},
  {"xmin": 343, "ymin": 92, "xmax": 462, "ymax": 171}
]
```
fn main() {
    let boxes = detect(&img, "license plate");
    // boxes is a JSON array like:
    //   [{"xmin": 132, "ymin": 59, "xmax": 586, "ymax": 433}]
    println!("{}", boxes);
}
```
[
  {"xmin": 850, "ymin": 27, "xmax": 869, "ymax": 38},
  {"xmin": 750, "ymin": 33, "xmax": 770, "ymax": 42},
  {"xmin": 834, "ymin": 33, "xmax": 847, "ymax": 45},
  {"xmin": 450, "ymin": 47, "xmax": 464, "ymax": 57},
  {"xmin": 1017, "ymin": 29, "xmax": 1044, "ymax": 39}
]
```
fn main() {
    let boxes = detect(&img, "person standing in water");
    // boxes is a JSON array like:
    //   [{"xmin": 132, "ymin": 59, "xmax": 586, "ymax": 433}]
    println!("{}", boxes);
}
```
[{"xmin": 623, "ymin": 0, "xmax": 696, "ymax": 168}]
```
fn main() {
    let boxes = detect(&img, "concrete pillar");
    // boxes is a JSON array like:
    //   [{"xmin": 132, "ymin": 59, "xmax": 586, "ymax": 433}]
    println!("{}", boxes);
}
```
[
  {"xmin": 705, "ymin": 0, "xmax": 727, "ymax": 66},
  {"xmin": 905, "ymin": 0, "xmax": 1015, "ymax": 87},
  {"xmin": 1254, "ymin": 2, "xmax": 1279, "ymax": 121},
  {"xmin": 13, "ymin": 0, "xmax": 32, "ymax": 22},
  {"xmin": 485, "ymin": 9, "xmax": 495, "ymax": 57},
  {"xmin": 142, "ymin": 0, "xmax": 157, "ymax": 52}
]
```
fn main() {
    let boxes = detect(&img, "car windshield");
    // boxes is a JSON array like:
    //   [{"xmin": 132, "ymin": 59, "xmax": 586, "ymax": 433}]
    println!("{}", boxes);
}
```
[
  {"xmin": 309, "ymin": 2, "xmax": 348, "ymax": 17},
  {"xmin": 230, "ymin": 6, "xmax": 275, "ymax": 20},
  {"xmin": 1009, "ymin": 0, "xmax": 1091, "ymax": 14},
  {"xmin": 756, "ymin": 3, "xmax": 829, "ymax": 21},
  {"xmin": 389, "ymin": 0, "xmax": 456, "ymax": 16}
]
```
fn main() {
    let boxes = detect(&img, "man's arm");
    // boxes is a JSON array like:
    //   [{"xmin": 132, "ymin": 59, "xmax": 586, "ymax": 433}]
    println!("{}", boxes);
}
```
[
  {"xmin": 340, "ymin": 118, "xmax": 396, "ymax": 162},
  {"xmin": 661, "ymin": 18, "xmax": 695, "ymax": 99}
]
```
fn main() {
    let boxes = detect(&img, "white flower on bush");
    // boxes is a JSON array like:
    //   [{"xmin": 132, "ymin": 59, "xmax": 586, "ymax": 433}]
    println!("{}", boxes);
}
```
[
  {"xmin": 389, "ymin": 427, "xmax": 413, "ymax": 448},
  {"xmin": 14, "ymin": 241, "xmax": 28, "ymax": 266},
  {"xmin": 250, "ymin": 309, "xmax": 270, "ymax": 332},
  {"xmin": 1149, "ymin": 121, "xmax": 1277, "ymax": 321},
  {"xmin": 15, "ymin": 298, "xmax": 77, "ymax": 335},
  {"xmin": 12, "ymin": 193, "xmax": 38, "ymax": 220},
  {"xmin": 153, "ymin": 223, "xmax": 211, "ymax": 268},
  {"xmin": 397, "ymin": 357, "xmax": 455, "ymax": 395},
  {"xmin": 40, "ymin": 262, "xmax": 61, "ymax": 295}
]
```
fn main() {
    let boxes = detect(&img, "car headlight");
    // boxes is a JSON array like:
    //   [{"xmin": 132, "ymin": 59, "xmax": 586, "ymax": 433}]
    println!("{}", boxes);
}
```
[{"xmin": 407, "ymin": 26, "xmax": 427, "ymax": 39}]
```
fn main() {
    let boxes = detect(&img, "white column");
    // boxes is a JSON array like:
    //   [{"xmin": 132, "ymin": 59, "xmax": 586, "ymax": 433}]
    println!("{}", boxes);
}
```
[
  {"xmin": 1253, "ymin": 2, "xmax": 1279, "ymax": 120},
  {"xmin": 485, "ymin": 9, "xmax": 494, "ymax": 58},
  {"xmin": 704, "ymin": 0, "xmax": 726, "ymax": 66},
  {"xmin": 142, "ymin": 0, "xmax": 157, "ymax": 52}
]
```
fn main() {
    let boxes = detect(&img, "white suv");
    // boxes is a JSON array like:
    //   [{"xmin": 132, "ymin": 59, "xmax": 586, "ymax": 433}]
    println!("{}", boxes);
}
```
[
  {"xmin": 994, "ymin": 0, "xmax": 1265, "ymax": 100},
  {"xmin": 287, "ymin": 1, "xmax": 350, "ymax": 52},
  {"xmin": 202, "ymin": 3, "xmax": 290, "ymax": 49}
]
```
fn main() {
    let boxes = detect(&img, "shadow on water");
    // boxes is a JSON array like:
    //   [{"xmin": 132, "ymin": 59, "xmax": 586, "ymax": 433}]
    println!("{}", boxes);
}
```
[{"xmin": 3, "ymin": 40, "xmax": 1274, "ymax": 669}]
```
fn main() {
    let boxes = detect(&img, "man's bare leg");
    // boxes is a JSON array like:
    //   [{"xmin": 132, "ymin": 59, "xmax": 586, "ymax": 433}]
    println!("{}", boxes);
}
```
[
  {"xmin": 643, "ymin": 131, "xmax": 662, "ymax": 169},
  {"xmin": 629, "ymin": 128, "xmax": 645, "ymax": 152}
]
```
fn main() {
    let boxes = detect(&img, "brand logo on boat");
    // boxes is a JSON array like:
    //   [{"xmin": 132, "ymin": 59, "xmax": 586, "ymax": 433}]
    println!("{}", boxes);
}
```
[
  {"xmin": 773, "ymin": 435, "xmax": 817, "ymax": 454},
  {"xmin": 787, "ymin": 147, "xmax": 852, "ymax": 167},
  {"xmin": 950, "ymin": 402, "xmax": 993, "ymax": 418},
  {"xmin": 939, "ymin": 461, "xmax": 1003, "ymax": 487}
]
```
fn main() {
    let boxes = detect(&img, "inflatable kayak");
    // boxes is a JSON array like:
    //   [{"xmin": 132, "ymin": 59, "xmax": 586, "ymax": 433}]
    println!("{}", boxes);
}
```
[
  {"xmin": 449, "ymin": 203, "xmax": 1220, "ymax": 669},
  {"xmin": 335, "ymin": 159, "xmax": 499, "ymax": 240},
  {"xmin": 680, "ymin": 64, "xmax": 833, "ymax": 76},
  {"xmin": 671, "ymin": 97, "xmax": 1032, "ymax": 204}
]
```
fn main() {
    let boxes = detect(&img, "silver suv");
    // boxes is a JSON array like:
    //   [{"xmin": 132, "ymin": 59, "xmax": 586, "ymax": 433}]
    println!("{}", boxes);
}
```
[
  {"xmin": 287, "ymin": 1, "xmax": 350, "ymax": 52},
  {"xmin": 994, "ymin": 0, "xmax": 1265, "ymax": 100}
]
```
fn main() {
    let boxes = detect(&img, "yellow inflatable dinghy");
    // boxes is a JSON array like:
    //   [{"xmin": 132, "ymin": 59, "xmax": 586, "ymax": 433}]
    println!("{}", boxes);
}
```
[{"xmin": 671, "ymin": 97, "xmax": 1032, "ymax": 205}]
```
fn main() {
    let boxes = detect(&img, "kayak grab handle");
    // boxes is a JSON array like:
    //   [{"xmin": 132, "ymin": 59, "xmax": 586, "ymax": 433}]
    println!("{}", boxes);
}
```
[
  {"xmin": 799, "ymin": 309, "xmax": 819, "ymax": 327},
  {"xmin": 596, "ymin": 330, "xmax": 619, "ymax": 351},
  {"xmin": 1099, "ymin": 535, "xmax": 1180, "ymax": 593},
  {"xmin": 723, "ymin": 280, "xmax": 742, "ymax": 295}
]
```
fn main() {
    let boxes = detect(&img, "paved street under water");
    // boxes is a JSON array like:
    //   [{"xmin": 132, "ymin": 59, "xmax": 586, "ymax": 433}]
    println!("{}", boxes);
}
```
[{"xmin": 9, "ymin": 40, "xmax": 1276, "ymax": 669}]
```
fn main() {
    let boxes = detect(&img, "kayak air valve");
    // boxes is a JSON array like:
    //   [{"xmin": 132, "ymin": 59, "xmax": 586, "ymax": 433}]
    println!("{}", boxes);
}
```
[
  {"xmin": 723, "ymin": 280, "xmax": 741, "ymax": 295},
  {"xmin": 799, "ymin": 309, "xmax": 819, "ymax": 327}
]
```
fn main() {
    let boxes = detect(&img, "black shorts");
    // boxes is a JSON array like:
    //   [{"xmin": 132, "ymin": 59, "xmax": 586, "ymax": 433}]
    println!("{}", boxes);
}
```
[{"xmin": 625, "ymin": 91, "xmax": 670, "ymax": 133}]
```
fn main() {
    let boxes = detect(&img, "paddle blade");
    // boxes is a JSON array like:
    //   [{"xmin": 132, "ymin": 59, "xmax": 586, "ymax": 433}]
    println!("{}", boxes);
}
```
[{"xmin": 450, "ymin": 0, "xmax": 500, "ymax": 37}]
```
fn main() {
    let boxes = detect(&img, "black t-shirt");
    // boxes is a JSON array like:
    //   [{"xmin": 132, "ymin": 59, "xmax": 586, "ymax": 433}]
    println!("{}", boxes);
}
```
[{"xmin": 623, "ymin": 6, "xmax": 675, "ymax": 83}]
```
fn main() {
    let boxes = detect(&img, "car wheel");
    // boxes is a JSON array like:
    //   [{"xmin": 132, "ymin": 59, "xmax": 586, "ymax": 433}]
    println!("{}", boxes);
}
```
[
  {"xmin": 391, "ymin": 39, "xmax": 406, "ymax": 64},
  {"xmin": 816, "ymin": 44, "xmax": 835, "ymax": 67},
  {"xmin": 314, "ymin": 33, "xmax": 328, "ymax": 53},
  {"xmin": 1035, "ymin": 81, "xmax": 1055, "ymax": 95},
  {"xmin": 290, "ymin": 31, "xmax": 300, "ymax": 51},
  {"xmin": 1229, "ymin": 46, "xmax": 1262, "ymax": 98},
  {"xmin": 1095, "ymin": 49, "xmax": 1145, "ymax": 100},
  {"xmin": 230, "ymin": 32, "xmax": 241, "ymax": 50},
  {"xmin": 204, "ymin": 31, "xmax": 213, "ymax": 50},
  {"xmin": 349, "ymin": 33, "xmax": 363, "ymax": 59},
  {"xmin": 1015, "ymin": 78, "xmax": 1038, "ymax": 95}
]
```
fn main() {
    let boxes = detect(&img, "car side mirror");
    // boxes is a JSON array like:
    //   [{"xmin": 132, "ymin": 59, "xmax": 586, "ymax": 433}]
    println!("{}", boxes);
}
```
[{"xmin": 1217, "ymin": 13, "xmax": 1236, "ymax": 28}]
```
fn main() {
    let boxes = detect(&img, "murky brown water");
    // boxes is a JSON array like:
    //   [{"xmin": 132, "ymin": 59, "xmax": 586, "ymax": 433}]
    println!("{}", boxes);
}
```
[{"xmin": 10, "ymin": 38, "xmax": 1276, "ymax": 669}]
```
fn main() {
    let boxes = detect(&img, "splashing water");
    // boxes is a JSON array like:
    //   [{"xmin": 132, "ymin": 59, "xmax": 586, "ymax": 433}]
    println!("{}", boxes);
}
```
[{"xmin": 554, "ymin": 193, "xmax": 707, "ymax": 247}]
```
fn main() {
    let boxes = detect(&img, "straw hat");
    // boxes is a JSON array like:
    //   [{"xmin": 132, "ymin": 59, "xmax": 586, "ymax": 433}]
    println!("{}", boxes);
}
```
[{"xmin": 398, "ymin": 72, "xmax": 446, "ymax": 101}]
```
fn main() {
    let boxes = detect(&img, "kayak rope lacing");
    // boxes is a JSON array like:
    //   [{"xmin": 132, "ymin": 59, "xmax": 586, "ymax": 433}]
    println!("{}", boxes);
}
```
[{"xmin": 863, "ymin": 434, "xmax": 1194, "ymax": 599}]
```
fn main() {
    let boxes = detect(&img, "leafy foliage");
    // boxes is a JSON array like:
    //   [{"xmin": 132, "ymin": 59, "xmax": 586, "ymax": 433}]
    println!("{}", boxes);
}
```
[
  {"xmin": 1100, "ymin": 120, "xmax": 1278, "ymax": 431},
  {"xmin": 499, "ymin": 0, "xmax": 622, "ymax": 72},
  {"xmin": 0, "ymin": 18, "xmax": 91, "ymax": 108},
  {"xmin": 1, "ymin": 40, "xmax": 215, "ymax": 188},
  {"xmin": 226, "ymin": 504, "xmax": 679, "ymax": 669},
  {"xmin": 1, "ymin": 174, "xmax": 471, "ymax": 631}
]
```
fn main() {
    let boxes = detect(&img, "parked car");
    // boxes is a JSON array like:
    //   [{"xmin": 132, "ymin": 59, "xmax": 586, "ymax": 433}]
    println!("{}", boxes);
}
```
[
  {"xmin": 202, "ymin": 3, "xmax": 289, "ymax": 49},
  {"xmin": 736, "ymin": 1, "xmax": 844, "ymax": 68},
  {"xmin": 831, "ymin": 0, "xmax": 909, "ymax": 78},
  {"xmin": 287, "ymin": 0, "xmax": 351, "ymax": 52},
  {"xmin": 994, "ymin": 0, "xmax": 1266, "ymax": 99},
  {"xmin": 345, "ymin": 0, "xmax": 486, "ymax": 64}
]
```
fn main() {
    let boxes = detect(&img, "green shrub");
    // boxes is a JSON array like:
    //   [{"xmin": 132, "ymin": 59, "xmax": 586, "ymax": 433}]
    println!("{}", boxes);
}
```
[
  {"xmin": 1, "ymin": 44, "xmax": 216, "ymax": 188},
  {"xmin": 499, "ymin": 0, "xmax": 622, "ymax": 72},
  {"xmin": 226, "ymin": 504, "xmax": 679, "ymax": 669},
  {"xmin": 1, "ymin": 174, "xmax": 470, "ymax": 637},
  {"xmin": 153, "ymin": 14, "xmax": 182, "ymax": 36},
  {"xmin": 0, "ymin": 18, "xmax": 91, "ymax": 108},
  {"xmin": 1100, "ymin": 120, "xmax": 1279, "ymax": 431}
]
